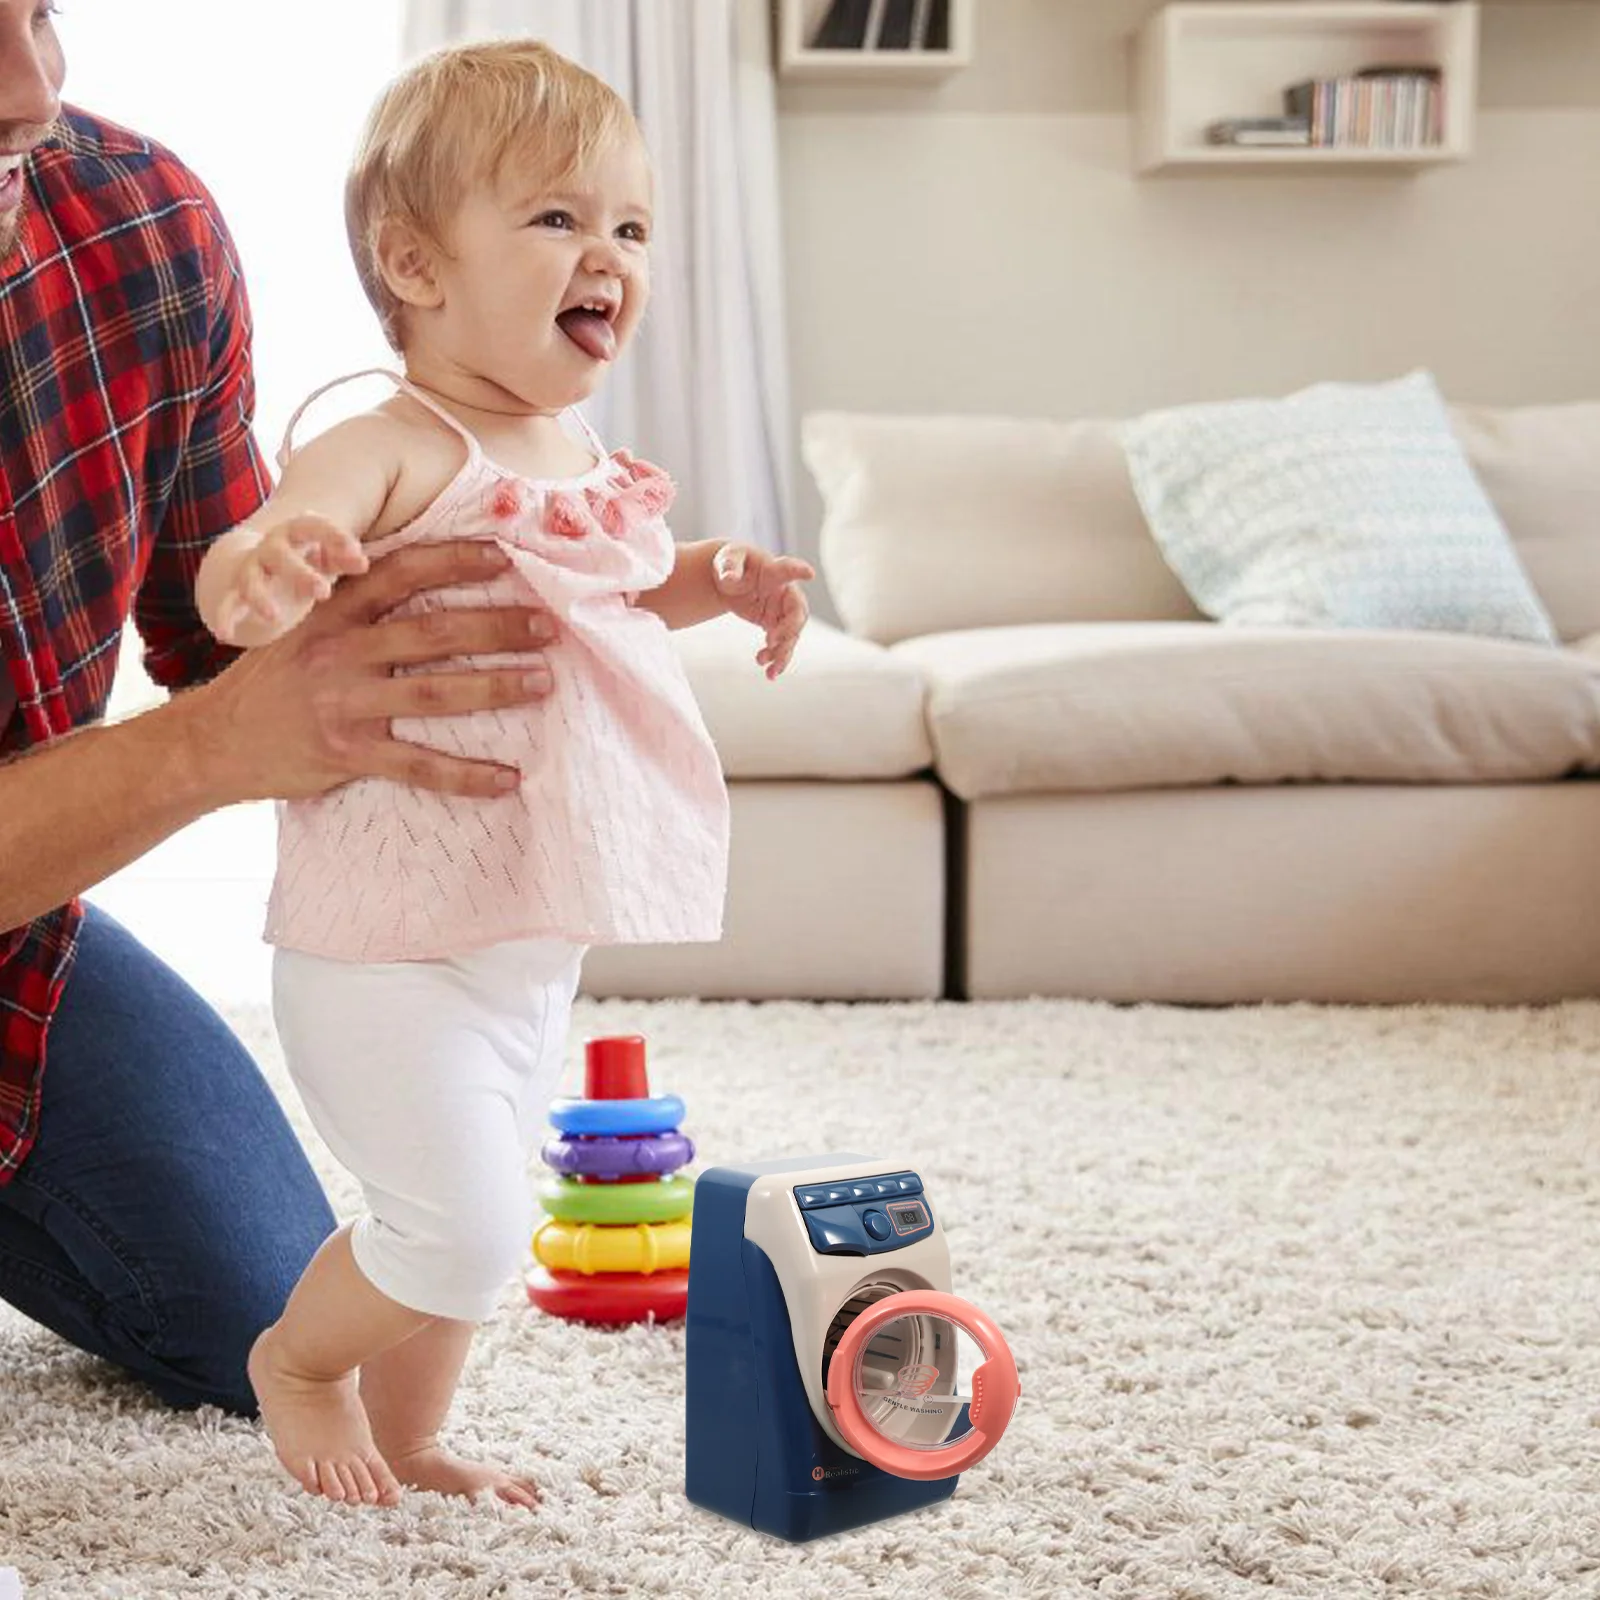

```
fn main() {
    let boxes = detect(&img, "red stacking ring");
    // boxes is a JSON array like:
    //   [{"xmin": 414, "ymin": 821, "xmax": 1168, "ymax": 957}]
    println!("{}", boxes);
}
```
[{"xmin": 525, "ymin": 1267, "xmax": 689, "ymax": 1324}]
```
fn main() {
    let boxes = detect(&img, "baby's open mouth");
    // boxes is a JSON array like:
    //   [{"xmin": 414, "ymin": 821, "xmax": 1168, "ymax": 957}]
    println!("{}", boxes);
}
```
[{"xmin": 557, "ymin": 298, "xmax": 618, "ymax": 362}]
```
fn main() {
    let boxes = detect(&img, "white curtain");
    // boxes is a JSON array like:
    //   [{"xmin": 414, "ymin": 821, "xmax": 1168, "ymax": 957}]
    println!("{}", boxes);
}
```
[{"xmin": 404, "ymin": 0, "xmax": 794, "ymax": 551}]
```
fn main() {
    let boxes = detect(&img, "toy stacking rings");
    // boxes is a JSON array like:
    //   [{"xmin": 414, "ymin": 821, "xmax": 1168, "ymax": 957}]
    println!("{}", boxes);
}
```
[
  {"xmin": 533, "ymin": 1217, "xmax": 692, "ymax": 1276},
  {"xmin": 526, "ymin": 1267, "xmax": 690, "ymax": 1325},
  {"xmin": 536, "ymin": 1173, "xmax": 695, "ymax": 1226},
  {"xmin": 547, "ymin": 1093, "xmax": 687, "ymax": 1137},
  {"xmin": 541, "ymin": 1129, "xmax": 696, "ymax": 1179},
  {"xmin": 527, "ymin": 1036, "xmax": 696, "ymax": 1324}
]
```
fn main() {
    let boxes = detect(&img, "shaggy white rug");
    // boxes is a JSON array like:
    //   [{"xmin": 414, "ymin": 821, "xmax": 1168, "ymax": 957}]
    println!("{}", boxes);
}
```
[{"xmin": 2, "ymin": 999, "xmax": 1599, "ymax": 1599}]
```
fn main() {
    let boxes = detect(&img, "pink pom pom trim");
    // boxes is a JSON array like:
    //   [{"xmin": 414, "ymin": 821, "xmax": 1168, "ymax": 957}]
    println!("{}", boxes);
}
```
[{"xmin": 544, "ymin": 491, "xmax": 592, "ymax": 539}]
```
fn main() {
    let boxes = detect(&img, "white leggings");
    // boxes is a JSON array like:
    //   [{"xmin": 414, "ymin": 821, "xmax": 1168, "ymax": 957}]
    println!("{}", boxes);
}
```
[{"xmin": 272, "ymin": 939, "xmax": 584, "ymax": 1323}]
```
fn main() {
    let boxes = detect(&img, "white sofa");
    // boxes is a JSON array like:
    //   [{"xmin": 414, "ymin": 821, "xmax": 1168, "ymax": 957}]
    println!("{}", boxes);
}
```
[{"xmin": 583, "ymin": 398, "xmax": 1600, "ymax": 1004}]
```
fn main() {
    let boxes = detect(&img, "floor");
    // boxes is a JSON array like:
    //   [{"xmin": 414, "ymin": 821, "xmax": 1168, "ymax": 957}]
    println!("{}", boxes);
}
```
[{"xmin": 4, "ymin": 996, "xmax": 1599, "ymax": 1596}]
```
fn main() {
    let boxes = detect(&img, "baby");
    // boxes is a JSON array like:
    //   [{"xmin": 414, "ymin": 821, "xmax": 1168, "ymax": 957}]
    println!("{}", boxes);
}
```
[{"xmin": 194, "ymin": 39, "xmax": 812, "ymax": 1509}]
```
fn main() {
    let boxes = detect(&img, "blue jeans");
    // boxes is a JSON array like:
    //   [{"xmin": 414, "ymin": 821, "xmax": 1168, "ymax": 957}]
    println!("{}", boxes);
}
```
[{"xmin": 0, "ymin": 906, "xmax": 335, "ymax": 1413}]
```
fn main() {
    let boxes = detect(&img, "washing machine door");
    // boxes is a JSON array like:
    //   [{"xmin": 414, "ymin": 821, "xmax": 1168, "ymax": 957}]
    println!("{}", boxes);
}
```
[{"xmin": 823, "ymin": 1290, "xmax": 1020, "ymax": 1481}]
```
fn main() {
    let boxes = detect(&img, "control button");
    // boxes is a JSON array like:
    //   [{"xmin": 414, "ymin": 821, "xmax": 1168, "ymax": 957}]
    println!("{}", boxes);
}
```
[
  {"xmin": 848, "ymin": 1182, "xmax": 879, "ymax": 1202},
  {"xmin": 894, "ymin": 1175, "xmax": 923, "ymax": 1195},
  {"xmin": 821, "ymin": 1185, "xmax": 854, "ymax": 1206},
  {"xmin": 803, "ymin": 1208, "xmax": 867, "ymax": 1256},
  {"xmin": 793, "ymin": 1187, "xmax": 829, "ymax": 1209},
  {"xmin": 863, "ymin": 1210, "xmax": 892, "ymax": 1241},
  {"xmin": 872, "ymin": 1179, "xmax": 902, "ymax": 1198}
]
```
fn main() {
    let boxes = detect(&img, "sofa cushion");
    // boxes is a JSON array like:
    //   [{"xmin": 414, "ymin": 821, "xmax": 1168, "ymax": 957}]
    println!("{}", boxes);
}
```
[
  {"xmin": 1450, "ymin": 400, "xmax": 1600, "ymax": 643},
  {"xmin": 677, "ymin": 614, "xmax": 930, "ymax": 780},
  {"xmin": 892, "ymin": 623, "xmax": 1600, "ymax": 801},
  {"xmin": 803, "ymin": 411, "xmax": 1200, "ymax": 645},
  {"xmin": 1119, "ymin": 372, "xmax": 1557, "ymax": 645},
  {"xmin": 805, "ymin": 398, "xmax": 1600, "ymax": 647}
]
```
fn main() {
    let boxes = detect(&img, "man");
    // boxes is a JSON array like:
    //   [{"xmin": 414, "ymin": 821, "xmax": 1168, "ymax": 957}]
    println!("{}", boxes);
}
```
[{"xmin": 0, "ymin": 0, "xmax": 556, "ymax": 1412}]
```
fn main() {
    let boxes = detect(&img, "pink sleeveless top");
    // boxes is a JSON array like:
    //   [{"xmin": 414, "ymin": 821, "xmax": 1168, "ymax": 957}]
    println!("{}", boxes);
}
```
[{"xmin": 263, "ymin": 371, "xmax": 729, "ymax": 963}]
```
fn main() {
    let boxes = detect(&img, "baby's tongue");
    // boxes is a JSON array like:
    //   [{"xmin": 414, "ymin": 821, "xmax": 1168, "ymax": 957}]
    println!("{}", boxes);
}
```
[{"xmin": 557, "ymin": 308, "xmax": 616, "ymax": 362}]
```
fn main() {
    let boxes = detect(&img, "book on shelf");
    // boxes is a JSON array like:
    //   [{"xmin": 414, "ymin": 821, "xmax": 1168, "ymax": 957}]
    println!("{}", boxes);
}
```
[
  {"xmin": 810, "ymin": 0, "xmax": 950, "ymax": 51},
  {"xmin": 1205, "ymin": 116, "xmax": 1311, "ymax": 147},
  {"xmin": 877, "ymin": 0, "xmax": 916, "ymax": 49},
  {"xmin": 813, "ymin": 0, "xmax": 871, "ymax": 48},
  {"xmin": 1284, "ymin": 67, "xmax": 1443, "ymax": 150}
]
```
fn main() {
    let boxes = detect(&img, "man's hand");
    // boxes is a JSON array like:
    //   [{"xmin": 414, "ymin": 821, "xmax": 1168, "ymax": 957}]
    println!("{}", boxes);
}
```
[
  {"xmin": 183, "ymin": 540, "xmax": 559, "ymax": 804},
  {"xmin": 712, "ymin": 544, "xmax": 815, "ymax": 679}
]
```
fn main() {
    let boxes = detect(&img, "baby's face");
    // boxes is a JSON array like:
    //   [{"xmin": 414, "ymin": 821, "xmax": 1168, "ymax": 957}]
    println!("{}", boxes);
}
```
[{"xmin": 431, "ymin": 135, "xmax": 653, "ymax": 411}]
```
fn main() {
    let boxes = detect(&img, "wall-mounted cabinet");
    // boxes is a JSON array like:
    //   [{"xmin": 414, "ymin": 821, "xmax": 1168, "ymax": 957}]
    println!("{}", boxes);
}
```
[
  {"xmin": 777, "ymin": 0, "xmax": 974, "ymax": 81},
  {"xmin": 1134, "ymin": 2, "xmax": 1478, "ymax": 174}
]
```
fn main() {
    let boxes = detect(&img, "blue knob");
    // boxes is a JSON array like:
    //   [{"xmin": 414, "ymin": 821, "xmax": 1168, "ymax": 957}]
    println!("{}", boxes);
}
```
[{"xmin": 863, "ymin": 1209, "xmax": 892, "ymax": 1241}]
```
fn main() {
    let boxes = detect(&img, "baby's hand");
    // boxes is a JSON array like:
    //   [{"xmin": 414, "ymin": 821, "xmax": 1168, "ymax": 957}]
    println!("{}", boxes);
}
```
[
  {"xmin": 215, "ymin": 512, "xmax": 370, "ymax": 645},
  {"xmin": 712, "ymin": 544, "xmax": 815, "ymax": 679}
]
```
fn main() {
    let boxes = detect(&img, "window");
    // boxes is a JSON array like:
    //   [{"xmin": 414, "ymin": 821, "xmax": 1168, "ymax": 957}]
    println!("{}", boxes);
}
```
[
  {"xmin": 60, "ymin": 0, "xmax": 404, "ymax": 718},
  {"xmin": 62, "ymin": 0, "xmax": 404, "ymax": 452},
  {"xmin": 64, "ymin": 1, "xmax": 405, "ymax": 1002}
]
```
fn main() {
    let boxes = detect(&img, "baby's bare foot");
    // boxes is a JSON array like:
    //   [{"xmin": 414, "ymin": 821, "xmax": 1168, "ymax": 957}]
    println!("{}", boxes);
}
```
[
  {"xmin": 385, "ymin": 1443, "xmax": 540, "ymax": 1509},
  {"xmin": 248, "ymin": 1326, "xmax": 402, "ymax": 1506}
]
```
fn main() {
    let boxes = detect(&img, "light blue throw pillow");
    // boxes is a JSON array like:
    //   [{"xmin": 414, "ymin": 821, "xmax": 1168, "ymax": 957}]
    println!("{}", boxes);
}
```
[{"xmin": 1119, "ymin": 371, "xmax": 1557, "ymax": 645}]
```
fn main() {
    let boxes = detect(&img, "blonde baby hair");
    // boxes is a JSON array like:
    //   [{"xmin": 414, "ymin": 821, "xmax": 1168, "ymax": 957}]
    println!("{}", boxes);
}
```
[{"xmin": 346, "ymin": 38, "xmax": 640, "ymax": 349}]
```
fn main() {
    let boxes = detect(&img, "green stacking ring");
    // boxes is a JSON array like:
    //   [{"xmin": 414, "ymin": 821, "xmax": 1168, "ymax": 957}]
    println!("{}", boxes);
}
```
[{"xmin": 537, "ymin": 1173, "xmax": 695, "ymax": 1226}]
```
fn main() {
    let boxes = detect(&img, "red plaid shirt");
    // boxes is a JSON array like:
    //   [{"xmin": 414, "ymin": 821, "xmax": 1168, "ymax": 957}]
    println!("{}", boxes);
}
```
[{"xmin": 0, "ymin": 108, "xmax": 269, "ymax": 1181}]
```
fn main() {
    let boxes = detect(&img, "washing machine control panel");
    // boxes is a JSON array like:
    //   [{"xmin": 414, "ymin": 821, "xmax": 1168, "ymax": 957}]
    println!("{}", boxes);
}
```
[{"xmin": 791, "ymin": 1171, "xmax": 933, "ymax": 1255}]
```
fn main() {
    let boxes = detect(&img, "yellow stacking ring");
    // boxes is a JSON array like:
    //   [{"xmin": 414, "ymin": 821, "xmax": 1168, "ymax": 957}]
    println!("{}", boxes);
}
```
[
  {"xmin": 533, "ymin": 1217, "xmax": 692, "ymax": 1277},
  {"xmin": 536, "ymin": 1174, "xmax": 695, "ymax": 1227}
]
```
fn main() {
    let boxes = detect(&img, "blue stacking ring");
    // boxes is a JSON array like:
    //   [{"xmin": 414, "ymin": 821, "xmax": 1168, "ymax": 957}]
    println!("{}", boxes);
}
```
[
  {"xmin": 547, "ymin": 1093, "xmax": 687, "ymax": 1137},
  {"xmin": 542, "ymin": 1129, "xmax": 696, "ymax": 1179}
]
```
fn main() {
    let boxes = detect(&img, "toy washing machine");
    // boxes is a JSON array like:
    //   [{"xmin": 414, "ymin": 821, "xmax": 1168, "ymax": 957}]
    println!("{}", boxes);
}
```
[{"xmin": 686, "ymin": 1153, "xmax": 1020, "ymax": 1542}]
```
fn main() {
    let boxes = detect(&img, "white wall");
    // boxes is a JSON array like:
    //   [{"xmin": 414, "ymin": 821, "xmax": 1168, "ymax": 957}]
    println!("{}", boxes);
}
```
[{"xmin": 776, "ymin": 1, "xmax": 1600, "ymax": 579}]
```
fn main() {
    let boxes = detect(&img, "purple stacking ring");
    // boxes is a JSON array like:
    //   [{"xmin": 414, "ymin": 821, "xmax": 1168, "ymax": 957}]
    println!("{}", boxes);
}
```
[{"xmin": 541, "ymin": 1129, "xmax": 696, "ymax": 1180}]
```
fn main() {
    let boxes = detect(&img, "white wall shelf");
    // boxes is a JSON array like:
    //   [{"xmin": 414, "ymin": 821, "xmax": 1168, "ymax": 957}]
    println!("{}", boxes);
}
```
[
  {"xmin": 1134, "ymin": 1, "xmax": 1478, "ymax": 174},
  {"xmin": 777, "ymin": 0, "xmax": 973, "ymax": 81}
]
